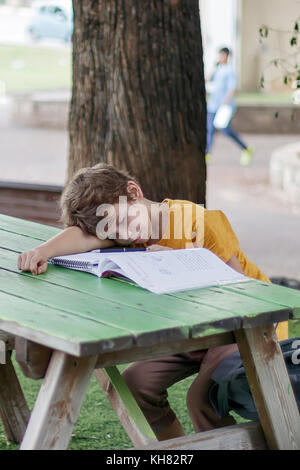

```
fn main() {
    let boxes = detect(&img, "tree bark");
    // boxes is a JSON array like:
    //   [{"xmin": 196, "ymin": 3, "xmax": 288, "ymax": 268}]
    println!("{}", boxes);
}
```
[{"xmin": 69, "ymin": 0, "xmax": 207, "ymax": 204}]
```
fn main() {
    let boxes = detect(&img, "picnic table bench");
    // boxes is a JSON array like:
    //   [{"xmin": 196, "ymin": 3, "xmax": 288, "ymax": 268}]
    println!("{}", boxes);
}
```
[{"xmin": 0, "ymin": 213, "xmax": 300, "ymax": 450}]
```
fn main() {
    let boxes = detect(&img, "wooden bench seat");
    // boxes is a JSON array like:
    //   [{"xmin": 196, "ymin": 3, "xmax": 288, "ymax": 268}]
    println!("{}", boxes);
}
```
[{"xmin": 136, "ymin": 421, "xmax": 268, "ymax": 450}]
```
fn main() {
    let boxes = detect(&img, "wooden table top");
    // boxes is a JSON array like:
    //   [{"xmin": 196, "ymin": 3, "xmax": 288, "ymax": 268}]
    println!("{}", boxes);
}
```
[{"xmin": 0, "ymin": 213, "xmax": 299, "ymax": 357}]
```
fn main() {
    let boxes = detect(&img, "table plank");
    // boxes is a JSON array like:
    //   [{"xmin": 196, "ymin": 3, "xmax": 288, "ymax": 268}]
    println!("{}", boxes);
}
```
[
  {"xmin": 0, "ymin": 230, "xmax": 42, "ymax": 253},
  {"xmin": 0, "ymin": 247, "xmax": 237, "ymax": 329},
  {"xmin": 0, "ymin": 291, "xmax": 133, "ymax": 356},
  {"xmin": 0, "ymin": 267, "xmax": 188, "ymax": 342},
  {"xmin": 169, "ymin": 286, "xmax": 291, "ymax": 329},
  {"xmin": 222, "ymin": 281, "xmax": 300, "ymax": 317},
  {"xmin": 0, "ymin": 214, "xmax": 60, "ymax": 240}
]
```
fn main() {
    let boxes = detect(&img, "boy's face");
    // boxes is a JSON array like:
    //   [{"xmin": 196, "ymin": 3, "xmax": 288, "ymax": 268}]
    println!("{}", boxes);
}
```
[
  {"xmin": 96, "ymin": 198, "xmax": 152, "ymax": 245},
  {"xmin": 114, "ymin": 199, "xmax": 152, "ymax": 245},
  {"xmin": 218, "ymin": 51, "xmax": 229, "ymax": 64}
]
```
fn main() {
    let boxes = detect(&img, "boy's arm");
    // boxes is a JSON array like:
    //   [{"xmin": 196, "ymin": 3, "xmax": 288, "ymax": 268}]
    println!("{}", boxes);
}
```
[
  {"xmin": 18, "ymin": 226, "xmax": 114, "ymax": 275},
  {"xmin": 226, "ymin": 254, "xmax": 244, "ymax": 275},
  {"xmin": 222, "ymin": 88, "xmax": 236, "ymax": 105},
  {"xmin": 222, "ymin": 69, "xmax": 237, "ymax": 105}
]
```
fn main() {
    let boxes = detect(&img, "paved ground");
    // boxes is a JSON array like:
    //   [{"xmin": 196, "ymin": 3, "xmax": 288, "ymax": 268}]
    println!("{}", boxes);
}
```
[
  {"xmin": 0, "ymin": 99, "xmax": 68, "ymax": 186},
  {"xmin": 207, "ymin": 133, "xmax": 300, "ymax": 280},
  {"xmin": 1, "ymin": 104, "xmax": 299, "ymax": 280}
]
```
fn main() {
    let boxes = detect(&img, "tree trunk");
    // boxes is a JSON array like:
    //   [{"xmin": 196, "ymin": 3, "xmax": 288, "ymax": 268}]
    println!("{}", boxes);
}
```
[{"xmin": 68, "ymin": 0, "xmax": 207, "ymax": 205}]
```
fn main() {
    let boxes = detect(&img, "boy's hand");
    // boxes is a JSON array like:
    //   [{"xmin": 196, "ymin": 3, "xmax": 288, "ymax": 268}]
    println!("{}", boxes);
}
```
[
  {"xmin": 18, "ymin": 247, "xmax": 49, "ymax": 276},
  {"xmin": 147, "ymin": 244, "xmax": 173, "ymax": 251}
]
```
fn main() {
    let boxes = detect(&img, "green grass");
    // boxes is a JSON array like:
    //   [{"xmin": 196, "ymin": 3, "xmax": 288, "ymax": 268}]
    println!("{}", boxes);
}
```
[
  {"xmin": 236, "ymin": 92, "xmax": 294, "ymax": 105},
  {"xmin": 0, "ymin": 359, "xmax": 195, "ymax": 451},
  {"xmin": 0, "ymin": 44, "xmax": 71, "ymax": 93},
  {"xmin": 0, "ymin": 319, "xmax": 299, "ymax": 450},
  {"xmin": 0, "ymin": 44, "xmax": 295, "ymax": 105}
]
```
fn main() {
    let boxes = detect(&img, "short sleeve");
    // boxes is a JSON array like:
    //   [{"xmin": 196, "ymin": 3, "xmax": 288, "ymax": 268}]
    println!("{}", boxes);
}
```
[
  {"xmin": 227, "ymin": 68, "xmax": 237, "ymax": 91},
  {"xmin": 203, "ymin": 210, "xmax": 239, "ymax": 263}
]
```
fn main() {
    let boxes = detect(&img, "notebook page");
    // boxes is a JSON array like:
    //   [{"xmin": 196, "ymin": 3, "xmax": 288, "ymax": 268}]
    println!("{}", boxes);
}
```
[
  {"xmin": 98, "ymin": 259, "xmax": 127, "ymax": 278},
  {"xmin": 103, "ymin": 248, "xmax": 247, "ymax": 294}
]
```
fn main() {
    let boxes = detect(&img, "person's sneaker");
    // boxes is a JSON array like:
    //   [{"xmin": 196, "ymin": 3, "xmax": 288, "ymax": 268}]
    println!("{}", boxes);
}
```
[
  {"xmin": 240, "ymin": 146, "xmax": 253, "ymax": 166},
  {"xmin": 205, "ymin": 153, "xmax": 212, "ymax": 164}
]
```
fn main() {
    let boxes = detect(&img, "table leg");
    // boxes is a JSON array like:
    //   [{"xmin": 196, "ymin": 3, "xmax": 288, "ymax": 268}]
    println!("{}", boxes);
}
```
[
  {"xmin": 15, "ymin": 337, "xmax": 52, "ymax": 380},
  {"xmin": 0, "ymin": 352, "xmax": 30, "ymax": 443},
  {"xmin": 234, "ymin": 324, "xmax": 300, "ymax": 450},
  {"xmin": 94, "ymin": 367, "xmax": 157, "ymax": 447},
  {"xmin": 20, "ymin": 350, "xmax": 97, "ymax": 450},
  {"xmin": 0, "ymin": 339, "xmax": 6, "ymax": 365}
]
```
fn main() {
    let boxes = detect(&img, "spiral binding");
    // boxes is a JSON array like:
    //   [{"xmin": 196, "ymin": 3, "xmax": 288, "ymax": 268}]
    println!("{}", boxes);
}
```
[{"xmin": 50, "ymin": 259, "xmax": 93, "ymax": 270}]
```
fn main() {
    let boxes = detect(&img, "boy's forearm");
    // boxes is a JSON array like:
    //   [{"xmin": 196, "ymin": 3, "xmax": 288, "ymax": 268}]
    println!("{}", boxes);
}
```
[
  {"xmin": 37, "ymin": 226, "xmax": 114, "ymax": 258},
  {"xmin": 222, "ymin": 88, "xmax": 235, "ymax": 105}
]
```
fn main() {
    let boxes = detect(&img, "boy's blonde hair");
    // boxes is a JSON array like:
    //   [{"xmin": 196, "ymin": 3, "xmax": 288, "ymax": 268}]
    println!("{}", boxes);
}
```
[{"xmin": 60, "ymin": 163, "xmax": 139, "ymax": 235}]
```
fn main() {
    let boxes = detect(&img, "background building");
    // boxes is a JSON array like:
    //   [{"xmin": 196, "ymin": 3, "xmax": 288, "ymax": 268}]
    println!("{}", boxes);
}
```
[{"xmin": 200, "ymin": 0, "xmax": 300, "ymax": 93}]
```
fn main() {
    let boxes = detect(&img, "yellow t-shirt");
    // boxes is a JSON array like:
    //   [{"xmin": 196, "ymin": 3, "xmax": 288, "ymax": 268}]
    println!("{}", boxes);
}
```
[{"xmin": 153, "ymin": 199, "xmax": 288, "ymax": 341}]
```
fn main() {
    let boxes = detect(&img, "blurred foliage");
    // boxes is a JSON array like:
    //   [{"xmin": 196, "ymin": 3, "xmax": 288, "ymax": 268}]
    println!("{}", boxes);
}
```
[{"xmin": 259, "ymin": 18, "xmax": 300, "ymax": 93}]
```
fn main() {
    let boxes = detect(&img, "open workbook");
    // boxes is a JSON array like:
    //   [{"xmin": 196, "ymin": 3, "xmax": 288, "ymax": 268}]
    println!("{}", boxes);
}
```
[{"xmin": 49, "ymin": 248, "xmax": 248, "ymax": 295}]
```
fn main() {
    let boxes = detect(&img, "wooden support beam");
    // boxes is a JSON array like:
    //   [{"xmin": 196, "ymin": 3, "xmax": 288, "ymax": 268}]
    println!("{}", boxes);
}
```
[
  {"xmin": 15, "ymin": 337, "xmax": 52, "ymax": 380},
  {"xmin": 0, "ymin": 331, "xmax": 14, "ymax": 364},
  {"xmin": 20, "ymin": 351, "xmax": 97, "ymax": 450},
  {"xmin": 137, "ymin": 421, "xmax": 267, "ymax": 450},
  {"xmin": 234, "ymin": 324, "xmax": 300, "ymax": 450},
  {"xmin": 0, "ymin": 341, "xmax": 5, "ymax": 365},
  {"xmin": 95, "ymin": 332, "xmax": 234, "ymax": 368},
  {"xmin": 94, "ymin": 367, "xmax": 157, "ymax": 447},
  {"xmin": 0, "ymin": 352, "xmax": 30, "ymax": 443}
]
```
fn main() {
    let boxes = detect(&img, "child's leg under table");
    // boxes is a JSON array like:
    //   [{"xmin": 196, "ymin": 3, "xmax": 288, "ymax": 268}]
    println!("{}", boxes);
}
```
[{"xmin": 122, "ymin": 343, "xmax": 238, "ymax": 440}]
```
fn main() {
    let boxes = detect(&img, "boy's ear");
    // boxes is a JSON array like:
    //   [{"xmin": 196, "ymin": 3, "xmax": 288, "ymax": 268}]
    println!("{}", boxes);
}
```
[{"xmin": 126, "ymin": 181, "xmax": 143, "ymax": 200}]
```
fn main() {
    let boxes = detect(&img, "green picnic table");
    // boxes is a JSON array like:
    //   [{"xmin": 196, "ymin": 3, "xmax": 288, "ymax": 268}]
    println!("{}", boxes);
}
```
[{"xmin": 0, "ymin": 213, "xmax": 300, "ymax": 450}]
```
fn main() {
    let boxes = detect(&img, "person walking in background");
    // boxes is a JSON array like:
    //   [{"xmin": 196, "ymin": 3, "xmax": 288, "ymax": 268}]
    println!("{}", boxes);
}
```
[{"xmin": 205, "ymin": 47, "xmax": 253, "ymax": 166}]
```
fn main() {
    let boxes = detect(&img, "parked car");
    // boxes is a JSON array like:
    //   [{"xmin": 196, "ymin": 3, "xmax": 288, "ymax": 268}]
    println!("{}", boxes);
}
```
[{"xmin": 27, "ymin": 0, "xmax": 73, "ymax": 42}]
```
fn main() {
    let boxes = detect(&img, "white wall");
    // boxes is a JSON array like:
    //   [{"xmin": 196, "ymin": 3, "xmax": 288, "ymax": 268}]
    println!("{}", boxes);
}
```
[
  {"xmin": 199, "ymin": 0, "xmax": 239, "ymax": 80},
  {"xmin": 239, "ymin": 0, "xmax": 300, "ymax": 92}
]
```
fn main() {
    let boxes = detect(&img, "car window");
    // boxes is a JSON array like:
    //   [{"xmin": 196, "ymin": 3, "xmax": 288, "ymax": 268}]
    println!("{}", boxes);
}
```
[{"xmin": 48, "ymin": 6, "xmax": 67, "ymax": 20}]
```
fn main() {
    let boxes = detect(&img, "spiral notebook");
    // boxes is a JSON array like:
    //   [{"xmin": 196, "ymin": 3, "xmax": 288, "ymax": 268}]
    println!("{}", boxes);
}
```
[{"xmin": 49, "ymin": 248, "xmax": 248, "ymax": 295}]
